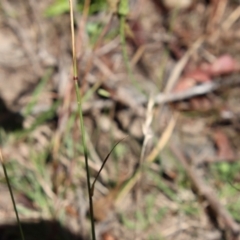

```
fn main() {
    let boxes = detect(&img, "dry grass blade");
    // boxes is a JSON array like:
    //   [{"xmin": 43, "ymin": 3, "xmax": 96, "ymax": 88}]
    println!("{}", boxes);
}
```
[
  {"xmin": 135, "ymin": 97, "xmax": 154, "ymax": 239},
  {"xmin": 164, "ymin": 37, "xmax": 204, "ymax": 93},
  {"xmin": 146, "ymin": 112, "xmax": 179, "ymax": 163},
  {"xmin": 222, "ymin": 5, "xmax": 240, "ymax": 31},
  {"xmin": 116, "ymin": 112, "xmax": 178, "ymax": 207}
]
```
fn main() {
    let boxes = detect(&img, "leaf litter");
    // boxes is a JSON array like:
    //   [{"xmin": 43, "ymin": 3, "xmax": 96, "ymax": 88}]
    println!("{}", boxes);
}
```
[{"xmin": 1, "ymin": 0, "xmax": 240, "ymax": 239}]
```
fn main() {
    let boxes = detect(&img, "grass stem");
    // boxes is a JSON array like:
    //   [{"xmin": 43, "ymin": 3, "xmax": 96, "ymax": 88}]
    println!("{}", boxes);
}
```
[
  {"xmin": 68, "ymin": 0, "xmax": 96, "ymax": 239},
  {"xmin": 0, "ymin": 148, "xmax": 25, "ymax": 240}
]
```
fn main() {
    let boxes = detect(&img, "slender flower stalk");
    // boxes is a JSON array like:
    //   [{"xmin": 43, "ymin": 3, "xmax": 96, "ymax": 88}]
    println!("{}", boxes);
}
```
[{"xmin": 68, "ymin": 1, "xmax": 96, "ymax": 239}]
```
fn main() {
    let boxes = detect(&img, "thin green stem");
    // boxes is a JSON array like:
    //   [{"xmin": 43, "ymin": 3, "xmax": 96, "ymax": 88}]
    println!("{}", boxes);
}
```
[
  {"xmin": 74, "ymin": 80, "xmax": 96, "ymax": 239},
  {"xmin": 0, "ymin": 149, "xmax": 25, "ymax": 240},
  {"xmin": 69, "ymin": 0, "xmax": 77, "ymax": 77},
  {"xmin": 91, "ymin": 138, "xmax": 125, "ymax": 197},
  {"xmin": 68, "ymin": 0, "xmax": 96, "ymax": 239}
]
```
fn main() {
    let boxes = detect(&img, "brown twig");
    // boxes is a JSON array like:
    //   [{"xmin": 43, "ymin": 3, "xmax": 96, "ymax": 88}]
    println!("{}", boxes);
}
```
[
  {"xmin": 26, "ymin": 73, "xmax": 240, "ymax": 123},
  {"xmin": 154, "ymin": 74, "xmax": 240, "ymax": 105},
  {"xmin": 170, "ymin": 145, "xmax": 240, "ymax": 240},
  {"xmin": 164, "ymin": 37, "xmax": 204, "ymax": 93},
  {"xmin": 111, "ymin": 73, "xmax": 240, "ymax": 116}
]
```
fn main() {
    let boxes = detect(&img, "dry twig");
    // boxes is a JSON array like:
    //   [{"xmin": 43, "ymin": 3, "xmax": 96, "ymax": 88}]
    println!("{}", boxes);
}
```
[{"xmin": 171, "ymin": 145, "xmax": 240, "ymax": 240}]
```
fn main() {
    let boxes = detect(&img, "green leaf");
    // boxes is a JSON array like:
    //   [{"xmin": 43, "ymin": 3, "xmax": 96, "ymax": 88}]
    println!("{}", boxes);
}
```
[
  {"xmin": 45, "ymin": 0, "xmax": 69, "ymax": 17},
  {"xmin": 98, "ymin": 88, "xmax": 110, "ymax": 98},
  {"xmin": 118, "ymin": 0, "xmax": 129, "ymax": 16}
]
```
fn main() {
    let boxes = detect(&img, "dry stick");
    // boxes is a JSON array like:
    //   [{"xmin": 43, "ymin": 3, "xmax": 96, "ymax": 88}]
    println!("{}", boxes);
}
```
[
  {"xmin": 164, "ymin": 37, "xmax": 204, "ymax": 93},
  {"xmin": 207, "ymin": 0, "xmax": 227, "ymax": 34},
  {"xmin": 28, "ymin": 74, "xmax": 240, "ymax": 123},
  {"xmin": 68, "ymin": 1, "xmax": 96, "ymax": 239},
  {"xmin": 95, "ymin": 36, "xmax": 120, "ymax": 56},
  {"xmin": 146, "ymin": 113, "xmax": 179, "ymax": 163},
  {"xmin": 154, "ymin": 74, "xmax": 240, "ymax": 105},
  {"xmin": 0, "ymin": 148, "xmax": 25, "ymax": 240},
  {"xmin": 156, "ymin": 37, "xmax": 203, "ymax": 148},
  {"xmin": 170, "ymin": 145, "xmax": 240, "ymax": 239},
  {"xmin": 116, "ymin": 73, "xmax": 240, "ymax": 110},
  {"xmin": 222, "ymin": 5, "xmax": 240, "ymax": 31},
  {"xmin": 209, "ymin": 2, "xmax": 240, "ymax": 43},
  {"xmin": 135, "ymin": 97, "xmax": 154, "ymax": 239}
]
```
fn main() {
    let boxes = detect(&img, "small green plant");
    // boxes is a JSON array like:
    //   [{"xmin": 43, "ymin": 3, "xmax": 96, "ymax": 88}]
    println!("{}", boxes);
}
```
[
  {"xmin": 210, "ymin": 161, "xmax": 240, "ymax": 181},
  {"xmin": 155, "ymin": 207, "xmax": 168, "ymax": 222},
  {"xmin": 6, "ymin": 145, "xmax": 54, "ymax": 216},
  {"xmin": 181, "ymin": 202, "xmax": 199, "ymax": 216},
  {"xmin": 150, "ymin": 170, "xmax": 178, "ymax": 201},
  {"xmin": 227, "ymin": 199, "xmax": 240, "ymax": 222},
  {"xmin": 120, "ymin": 193, "xmax": 168, "ymax": 236},
  {"xmin": 148, "ymin": 234, "xmax": 164, "ymax": 240},
  {"xmin": 87, "ymin": 22, "xmax": 104, "ymax": 45}
]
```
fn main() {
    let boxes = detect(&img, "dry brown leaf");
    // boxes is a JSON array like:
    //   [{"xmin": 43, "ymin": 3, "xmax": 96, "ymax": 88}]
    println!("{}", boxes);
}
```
[
  {"xmin": 187, "ymin": 69, "xmax": 211, "ymax": 82},
  {"xmin": 173, "ymin": 54, "xmax": 239, "ymax": 93},
  {"xmin": 209, "ymin": 55, "xmax": 239, "ymax": 76},
  {"xmin": 102, "ymin": 232, "xmax": 116, "ymax": 240},
  {"xmin": 173, "ymin": 77, "xmax": 196, "ymax": 92},
  {"xmin": 212, "ymin": 130, "xmax": 235, "ymax": 160},
  {"xmin": 173, "ymin": 70, "xmax": 210, "ymax": 92}
]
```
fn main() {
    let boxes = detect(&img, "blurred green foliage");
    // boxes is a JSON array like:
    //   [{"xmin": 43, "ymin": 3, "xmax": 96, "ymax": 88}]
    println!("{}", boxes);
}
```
[
  {"xmin": 210, "ymin": 161, "xmax": 240, "ymax": 182},
  {"xmin": 45, "ymin": 0, "xmax": 107, "ymax": 17}
]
